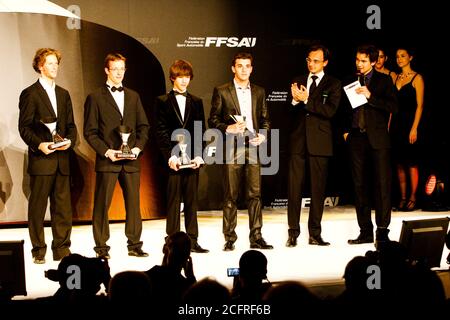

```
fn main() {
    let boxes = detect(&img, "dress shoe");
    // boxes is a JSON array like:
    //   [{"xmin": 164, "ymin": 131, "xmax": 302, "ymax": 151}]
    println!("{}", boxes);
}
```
[
  {"xmin": 53, "ymin": 250, "xmax": 71, "ymax": 261},
  {"xmin": 33, "ymin": 256, "xmax": 46, "ymax": 264},
  {"xmin": 308, "ymin": 236, "xmax": 330, "ymax": 246},
  {"xmin": 223, "ymin": 241, "xmax": 235, "ymax": 251},
  {"xmin": 250, "ymin": 238, "xmax": 274, "ymax": 249},
  {"xmin": 191, "ymin": 243, "xmax": 209, "ymax": 253},
  {"xmin": 128, "ymin": 248, "xmax": 149, "ymax": 257},
  {"xmin": 348, "ymin": 234, "xmax": 374, "ymax": 245},
  {"xmin": 286, "ymin": 236, "xmax": 297, "ymax": 247},
  {"xmin": 96, "ymin": 252, "xmax": 111, "ymax": 259}
]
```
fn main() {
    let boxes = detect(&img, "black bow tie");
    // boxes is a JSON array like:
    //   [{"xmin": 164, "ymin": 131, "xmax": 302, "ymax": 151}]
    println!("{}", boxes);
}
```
[
  {"xmin": 174, "ymin": 91, "xmax": 187, "ymax": 97},
  {"xmin": 110, "ymin": 86, "xmax": 124, "ymax": 92}
]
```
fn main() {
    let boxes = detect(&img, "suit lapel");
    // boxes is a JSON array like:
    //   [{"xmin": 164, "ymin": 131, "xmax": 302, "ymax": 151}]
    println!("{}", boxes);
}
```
[
  {"xmin": 315, "ymin": 74, "xmax": 328, "ymax": 94},
  {"xmin": 102, "ymin": 86, "xmax": 122, "ymax": 118},
  {"xmin": 36, "ymin": 81, "xmax": 57, "ymax": 118},
  {"xmin": 55, "ymin": 86, "xmax": 64, "ymax": 120},
  {"xmin": 228, "ymin": 83, "xmax": 242, "ymax": 115},
  {"xmin": 183, "ymin": 95, "xmax": 193, "ymax": 128},
  {"xmin": 122, "ymin": 88, "xmax": 133, "ymax": 121},
  {"xmin": 168, "ymin": 92, "xmax": 184, "ymax": 126},
  {"xmin": 251, "ymin": 86, "xmax": 258, "ymax": 130}
]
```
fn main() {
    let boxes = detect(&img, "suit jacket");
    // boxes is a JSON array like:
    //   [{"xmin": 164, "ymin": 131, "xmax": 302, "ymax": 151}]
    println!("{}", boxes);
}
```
[
  {"xmin": 288, "ymin": 74, "xmax": 341, "ymax": 156},
  {"xmin": 342, "ymin": 70, "xmax": 398, "ymax": 149},
  {"xmin": 208, "ymin": 81, "xmax": 270, "ymax": 136},
  {"xmin": 155, "ymin": 91, "xmax": 206, "ymax": 163},
  {"xmin": 18, "ymin": 80, "xmax": 77, "ymax": 175},
  {"xmin": 83, "ymin": 86, "xmax": 149, "ymax": 173}
]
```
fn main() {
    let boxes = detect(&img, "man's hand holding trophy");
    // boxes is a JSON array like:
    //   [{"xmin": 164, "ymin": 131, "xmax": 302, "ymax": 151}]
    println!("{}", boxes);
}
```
[
  {"xmin": 228, "ymin": 114, "xmax": 263, "ymax": 146},
  {"xmin": 40, "ymin": 117, "xmax": 71, "ymax": 155},
  {"xmin": 111, "ymin": 125, "xmax": 139, "ymax": 161},
  {"xmin": 168, "ymin": 134, "xmax": 204, "ymax": 171}
]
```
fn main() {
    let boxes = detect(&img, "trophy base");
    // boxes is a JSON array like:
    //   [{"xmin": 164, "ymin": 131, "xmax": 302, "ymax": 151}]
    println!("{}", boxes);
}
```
[
  {"xmin": 49, "ymin": 139, "xmax": 70, "ymax": 150},
  {"xmin": 115, "ymin": 152, "xmax": 137, "ymax": 159},
  {"xmin": 178, "ymin": 162, "xmax": 196, "ymax": 169}
]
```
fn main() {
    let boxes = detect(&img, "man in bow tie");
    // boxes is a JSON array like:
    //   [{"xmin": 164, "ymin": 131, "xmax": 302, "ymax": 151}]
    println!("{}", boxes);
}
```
[
  {"xmin": 154, "ymin": 60, "xmax": 209, "ymax": 253},
  {"xmin": 286, "ymin": 44, "xmax": 341, "ymax": 248},
  {"xmin": 84, "ymin": 53, "xmax": 150, "ymax": 259}
]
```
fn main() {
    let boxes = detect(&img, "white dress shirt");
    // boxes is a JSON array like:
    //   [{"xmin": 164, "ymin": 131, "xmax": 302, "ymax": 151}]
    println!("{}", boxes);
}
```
[
  {"xmin": 234, "ymin": 79, "xmax": 254, "ymax": 133},
  {"xmin": 39, "ymin": 77, "xmax": 57, "ymax": 117},
  {"xmin": 174, "ymin": 90, "xmax": 187, "ymax": 121},
  {"xmin": 107, "ymin": 82, "xmax": 125, "ymax": 116}
]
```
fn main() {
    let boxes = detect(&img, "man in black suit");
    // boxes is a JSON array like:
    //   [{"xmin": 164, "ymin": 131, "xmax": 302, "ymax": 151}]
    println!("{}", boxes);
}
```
[
  {"xmin": 208, "ymin": 52, "xmax": 273, "ymax": 251},
  {"xmin": 19, "ymin": 48, "xmax": 77, "ymax": 264},
  {"xmin": 286, "ymin": 44, "xmax": 341, "ymax": 247},
  {"xmin": 84, "ymin": 53, "xmax": 149, "ymax": 259},
  {"xmin": 155, "ymin": 59, "xmax": 208, "ymax": 253},
  {"xmin": 343, "ymin": 45, "xmax": 398, "ymax": 245}
]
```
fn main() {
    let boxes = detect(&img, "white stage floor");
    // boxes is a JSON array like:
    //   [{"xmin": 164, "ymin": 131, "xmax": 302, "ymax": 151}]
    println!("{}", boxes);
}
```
[{"xmin": 1, "ymin": 206, "xmax": 449, "ymax": 300}]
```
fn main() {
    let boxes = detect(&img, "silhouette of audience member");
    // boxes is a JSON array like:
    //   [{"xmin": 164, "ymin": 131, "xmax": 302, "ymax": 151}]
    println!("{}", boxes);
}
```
[
  {"xmin": 109, "ymin": 271, "xmax": 152, "ymax": 306},
  {"xmin": 231, "ymin": 250, "xmax": 271, "ymax": 303},
  {"xmin": 145, "ymin": 232, "xmax": 196, "ymax": 313},
  {"xmin": 367, "ymin": 241, "xmax": 445, "ymax": 313},
  {"xmin": 337, "ymin": 255, "xmax": 380, "ymax": 308},
  {"xmin": 35, "ymin": 253, "xmax": 110, "ymax": 314},
  {"xmin": 183, "ymin": 278, "xmax": 231, "ymax": 306},
  {"xmin": 263, "ymin": 281, "xmax": 320, "ymax": 317}
]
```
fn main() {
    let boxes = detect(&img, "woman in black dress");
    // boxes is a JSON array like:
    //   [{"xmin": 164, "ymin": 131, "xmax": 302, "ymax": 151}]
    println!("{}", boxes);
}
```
[{"xmin": 390, "ymin": 47, "xmax": 425, "ymax": 211}]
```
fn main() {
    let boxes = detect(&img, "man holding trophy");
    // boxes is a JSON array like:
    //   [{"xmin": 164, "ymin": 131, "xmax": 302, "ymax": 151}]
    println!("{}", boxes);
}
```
[
  {"xmin": 208, "ymin": 52, "xmax": 273, "ymax": 251},
  {"xmin": 84, "ymin": 53, "xmax": 150, "ymax": 259},
  {"xmin": 155, "ymin": 60, "xmax": 209, "ymax": 253},
  {"xmin": 18, "ymin": 48, "xmax": 77, "ymax": 264}
]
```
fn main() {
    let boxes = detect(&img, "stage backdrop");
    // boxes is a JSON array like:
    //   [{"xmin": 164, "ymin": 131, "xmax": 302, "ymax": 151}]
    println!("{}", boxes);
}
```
[{"xmin": 1, "ymin": 0, "xmax": 447, "ymax": 223}]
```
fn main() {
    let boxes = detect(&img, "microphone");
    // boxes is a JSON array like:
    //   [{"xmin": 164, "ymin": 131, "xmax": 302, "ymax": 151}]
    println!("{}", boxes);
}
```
[{"xmin": 356, "ymin": 71, "xmax": 365, "ymax": 86}]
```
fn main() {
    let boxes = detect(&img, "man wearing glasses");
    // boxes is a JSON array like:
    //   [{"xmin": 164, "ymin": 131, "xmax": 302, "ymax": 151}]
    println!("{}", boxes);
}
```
[
  {"xmin": 84, "ymin": 53, "xmax": 150, "ymax": 259},
  {"xmin": 286, "ymin": 44, "xmax": 341, "ymax": 248}
]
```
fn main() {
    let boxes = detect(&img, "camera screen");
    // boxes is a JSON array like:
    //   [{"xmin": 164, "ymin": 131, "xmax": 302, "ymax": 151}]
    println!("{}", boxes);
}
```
[{"xmin": 227, "ymin": 267, "xmax": 239, "ymax": 277}]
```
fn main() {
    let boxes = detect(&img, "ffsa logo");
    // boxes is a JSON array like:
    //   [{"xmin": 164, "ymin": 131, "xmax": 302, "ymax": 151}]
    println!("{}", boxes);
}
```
[{"xmin": 205, "ymin": 37, "xmax": 257, "ymax": 47}]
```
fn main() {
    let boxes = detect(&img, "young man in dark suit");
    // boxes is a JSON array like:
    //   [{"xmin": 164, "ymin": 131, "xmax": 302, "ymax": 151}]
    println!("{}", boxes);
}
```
[
  {"xmin": 155, "ymin": 59, "xmax": 208, "ymax": 253},
  {"xmin": 286, "ymin": 44, "xmax": 341, "ymax": 248},
  {"xmin": 208, "ymin": 52, "xmax": 273, "ymax": 251},
  {"xmin": 343, "ymin": 45, "xmax": 398, "ymax": 245},
  {"xmin": 84, "ymin": 53, "xmax": 150, "ymax": 259},
  {"xmin": 18, "ymin": 48, "xmax": 77, "ymax": 264}
]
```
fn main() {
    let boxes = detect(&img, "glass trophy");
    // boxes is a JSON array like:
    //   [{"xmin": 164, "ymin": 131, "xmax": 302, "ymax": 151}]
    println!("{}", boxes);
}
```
[
  {"xmin": 230, "ymin": 115, "xmax": 256, "ymax": 139},
  {"xmin": 40, "ymin": 117, "xmax": 71, "ymax": 150},
  {"xmin": 115, "ymin": 125, "xmax": 137, "ymax": 159},
  {"xmin": 176, "ymin": 134, "xmax": 196, "ymax": 169}
]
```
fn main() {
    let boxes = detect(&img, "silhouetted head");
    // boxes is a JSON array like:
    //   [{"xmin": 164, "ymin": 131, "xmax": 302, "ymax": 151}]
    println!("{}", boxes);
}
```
[
  {"xmin": 239, "ymin": 250, "xmax": 268, "ymax": 281},
  {"xmin": 162, "ymin": 232, "xmax": 191, "ymax": 268},
  {"xmin": 109, "ymin": 271, "xmax": 152, "ymax": 304},
  {"xmin": 46, "ymin": 253, "xmax": 111, "ymax": 295}
]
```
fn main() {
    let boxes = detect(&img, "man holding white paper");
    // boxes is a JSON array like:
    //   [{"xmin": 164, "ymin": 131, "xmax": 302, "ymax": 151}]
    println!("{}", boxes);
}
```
[{"xmin": 343, "ymin": 45, "xmax": 398, "ymax": 245}]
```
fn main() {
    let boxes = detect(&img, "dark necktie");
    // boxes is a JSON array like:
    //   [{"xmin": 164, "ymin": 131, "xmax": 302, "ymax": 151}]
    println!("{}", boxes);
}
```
[
  {"xmin": 357, "ymin": 75, "xmax": 366, "ymax": 130},
  {"xmin": 174, "ymin": 91, "xmax": 187, "ymax": 97},
  {"xmin": 111, "ymin": 86, "xmax": 124, "ymax": 92},
  {"xmin": 309, "ymin": 75, "xmax": 318, "ymax": 95}
]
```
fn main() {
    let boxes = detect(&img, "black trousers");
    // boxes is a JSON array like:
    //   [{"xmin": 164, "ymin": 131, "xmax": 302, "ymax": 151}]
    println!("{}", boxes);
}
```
[
  {"xmin": 349, "ymin": 131, "xmax": 392, "ymax": 235},
  {"xmin": 166, "ymin": 170, "xmax": 199, "ymax": 242},
  {"xmin": 223, "ymin": 145, "xmax": 262, "ymax": 243},
  {"xmin": 28, "ymin": 173, "xmax": 72, "ymax": 259},
  {"xmin": 287, "ymin": 153, "xmax": 329, "ymax": 238},
  {"xmin": 92, "ymin": 170, "xmax": 143, "ymax": 253}
]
